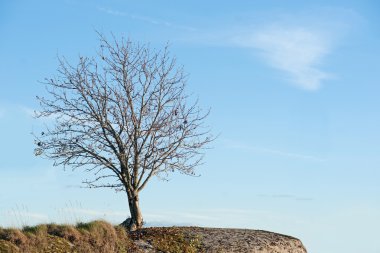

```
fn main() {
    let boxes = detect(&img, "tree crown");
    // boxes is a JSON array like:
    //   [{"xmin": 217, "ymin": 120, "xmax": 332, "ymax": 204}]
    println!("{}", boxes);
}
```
[{"xmin": 35, "ymin": 34, "xmax": 213, "ymax": 193}]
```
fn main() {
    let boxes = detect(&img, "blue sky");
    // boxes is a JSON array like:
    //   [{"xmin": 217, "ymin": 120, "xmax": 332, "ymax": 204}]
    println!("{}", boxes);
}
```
[{"xmin": 1, "ymin": 1, "xmax": 379, "ymax": 252}]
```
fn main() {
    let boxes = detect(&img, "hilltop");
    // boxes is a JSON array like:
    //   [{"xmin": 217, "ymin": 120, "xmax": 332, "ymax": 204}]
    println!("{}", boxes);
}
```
[{"xmin": 0, "ymin": 220, "xmax": 307, "ymax": 252}]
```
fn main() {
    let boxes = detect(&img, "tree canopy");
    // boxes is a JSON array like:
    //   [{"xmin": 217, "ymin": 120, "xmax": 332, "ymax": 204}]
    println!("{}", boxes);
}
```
[{"xmin": 35, "ymin": 34, "xmax": 213, "ymax": 230}]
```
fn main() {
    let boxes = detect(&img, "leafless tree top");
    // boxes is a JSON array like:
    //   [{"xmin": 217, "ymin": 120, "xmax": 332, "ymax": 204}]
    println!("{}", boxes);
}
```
[{"xmin": 35, "ymin": 34, "xmax": 213, "ymax": 193}]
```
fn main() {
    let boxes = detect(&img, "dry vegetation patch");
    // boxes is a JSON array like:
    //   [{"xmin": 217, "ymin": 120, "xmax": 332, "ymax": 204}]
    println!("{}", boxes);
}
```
[
  {"xmin": 0, "ymin": 221, "xmax": 140, "ymax": 253},
  {"xmin": 0, "ymin": 228, "xmax": 28, "ymax": 246},
  {"xmin": 131, "ymin": 227, "xmax": 203, "ymax": 253},
  {"xmin": 0, "ymin": 221, "xmax": 203, "ymax": 253}
]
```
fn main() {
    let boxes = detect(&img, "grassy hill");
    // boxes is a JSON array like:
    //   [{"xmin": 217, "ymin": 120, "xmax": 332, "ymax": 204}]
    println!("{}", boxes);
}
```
[
  {"xmin": 0, "ymin": 220, "xmax": 308, "ymax": 253},
  {"xmin": 0, "ymin": 220, "xmax": 202, "ymax": 253}
]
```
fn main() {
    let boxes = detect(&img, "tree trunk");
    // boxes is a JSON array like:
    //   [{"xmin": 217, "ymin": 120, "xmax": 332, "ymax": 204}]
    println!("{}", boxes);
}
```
[{"xmin": 125, "ymin": 193, "xmax": 143, "ymax": 231}]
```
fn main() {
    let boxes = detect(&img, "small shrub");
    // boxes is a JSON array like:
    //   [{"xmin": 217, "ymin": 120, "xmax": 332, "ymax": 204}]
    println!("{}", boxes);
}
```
[
  {"xmin": 0, "ymin": 228, "xmax": 28, "ymax": 246},
  {"xmin": 47, "ymin": 224, "xmax": 81, "ymax": 243},
  {"xmin": 74, "ymin": 220, "xmax": 123, "ymax": 253},
  {"xmin": 23, "ymin": 224, "xmax": 48, "ymax": 237}
]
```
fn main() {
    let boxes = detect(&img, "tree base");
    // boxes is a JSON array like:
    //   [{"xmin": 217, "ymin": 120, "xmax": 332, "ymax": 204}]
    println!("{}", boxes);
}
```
[{"xmin": 120, "ymin": 218, "xmax": 139, "ymax": 231}]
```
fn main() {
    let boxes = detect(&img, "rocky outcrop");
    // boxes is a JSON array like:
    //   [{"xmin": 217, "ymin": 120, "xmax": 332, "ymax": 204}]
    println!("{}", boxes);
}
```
[
  {"xmin": 182, "ymin": 227, "xmax": 307, "ymax": 253},
  {"xmin": 0, "ymin": 222, "xmax": 307, "ymax": 253},
  {"xmin": 134, "ymin": 226, "xmax": 307, "ymax": 253}
]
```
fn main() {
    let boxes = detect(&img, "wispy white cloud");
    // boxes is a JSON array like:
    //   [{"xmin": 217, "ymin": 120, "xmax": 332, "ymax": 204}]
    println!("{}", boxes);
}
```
[
  {"xmin": 143, "ymin": 208, "xmax": 310, "ymax": 229},
  {"xmin": 0, "ymin": 105, "xmax": 35, "ymax": 119},
  {"xmin": 19, "ymin": 105, "xmax": 36, "ymax": 118},
  {"xmin": 235, "ymin": 26, "xmax": 332, "ymax": 90},
  {"xmin": 185, "ymin": 8, "xmax": 358, "ymax": 91},
  {"xmin": 145, "ymin": 211, "xmax": 218, "ymax": 222},
  {"xmin": 18, "ymin": 105, "xmax": 68, "ymax": 123},
  {"xmin": 11, "ymin": 211, "xmax": 49, "ymax": 221},
  {"xmin": 62, "ymin": 208, "xmax": 127, "ymax": 217},
  {"xmin": 60, "ymin": 208, "xmax": 216, "ymax": 226},
  {"xmin": 97, "ymin": 7, "xmax": 196, "ymax": 32},
  {"xmin": 222, "ymin": 139, "xmax": 325, "ymax": 162},
  {"xmin": 2, "ymin": 209, "xmax": 49, "ymax": 227},
  {"xmin": 257, "ymin": 194, "xmax": 314, "ymax": 202}
]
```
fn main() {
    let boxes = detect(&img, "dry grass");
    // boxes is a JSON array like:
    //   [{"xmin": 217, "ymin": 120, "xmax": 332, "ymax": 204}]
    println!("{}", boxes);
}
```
[
  {"xmin": 131, "ymin": 227, "xmax": 204, "ymax": 253},
  {"xmin": 0, "ymin": 221, "xmax": 203, "ymax": 253}
]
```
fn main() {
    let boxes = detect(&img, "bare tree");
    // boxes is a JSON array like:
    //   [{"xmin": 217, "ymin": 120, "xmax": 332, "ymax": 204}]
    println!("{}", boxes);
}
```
[{"xmin": 34, "ymin": 34, "xmax": 213, "ymax": 231}]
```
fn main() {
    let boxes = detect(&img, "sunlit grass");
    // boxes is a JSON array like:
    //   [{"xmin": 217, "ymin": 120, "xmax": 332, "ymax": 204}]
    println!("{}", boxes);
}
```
[{"xmin": 0, "ymin": 220, "xmax": 203, "ymax": 253}]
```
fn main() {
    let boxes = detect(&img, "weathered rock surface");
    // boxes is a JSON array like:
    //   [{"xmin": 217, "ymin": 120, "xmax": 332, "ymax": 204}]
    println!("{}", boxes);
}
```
[
  {"xmin": 135, "ymin": 227, "xmax": 307, "ymax": 253},
  {"xmin": 182, "ymin": 227, "xmax": 307, "ymax": 253}
]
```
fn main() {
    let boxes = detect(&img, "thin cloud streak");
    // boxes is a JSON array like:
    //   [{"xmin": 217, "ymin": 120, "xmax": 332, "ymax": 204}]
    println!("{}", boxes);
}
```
[
  {"xmin": 182, "ymin": 8, "xmax": 358, "ymax": 91},
  {"xmin": 19, "ymin": 105, "xmax": 36, "ymax": 118},
  {"xmin": 62, "ymin": 208, "xmax": 128, "ymax": 217},
  {"xmin": 145, "ymin": 211, "xmax": 218, "ymax": 222},
  {"xmin": 257, "ymin": 194, "xmax": 314, "ymax": 202},
  {"xmin": 234, "ymin": 26, "xmax": 332, "ymax": 91},
  {"xmin": 97, "ymin": 7, "xmax": 196, "ymax": 32},
  {"xmin": 19, "ymin": 105, "xmax": 71, "ymax": 123},
  {"xmin": 5, "ymin": 211, "xmax": 49, "ymax": 221},
  {"xmin": 143, "ymin": 208, "xmax": 309, "ymax": 229},
  {"xmin": 1, "ymin": 209, "xmax": 49, "ymax": 227}
]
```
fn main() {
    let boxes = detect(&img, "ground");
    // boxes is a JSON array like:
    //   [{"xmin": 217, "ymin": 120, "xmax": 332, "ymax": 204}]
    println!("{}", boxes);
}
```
[{"xmin": 0, "ymin": 221, "xmax": 307, "ymax": 253}]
